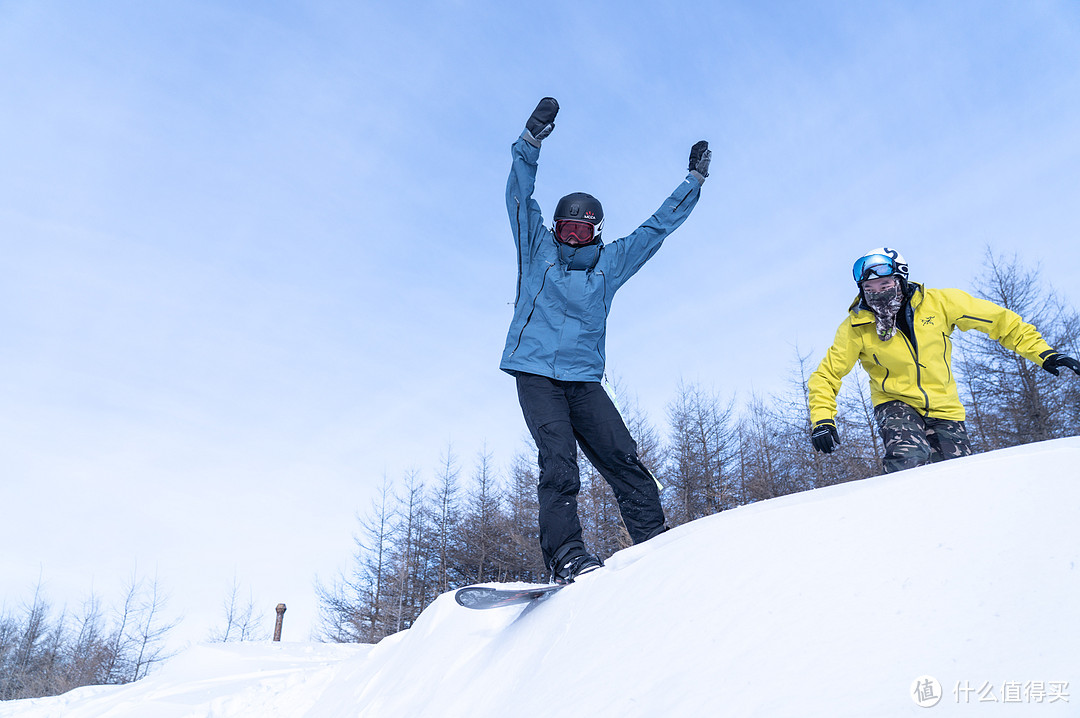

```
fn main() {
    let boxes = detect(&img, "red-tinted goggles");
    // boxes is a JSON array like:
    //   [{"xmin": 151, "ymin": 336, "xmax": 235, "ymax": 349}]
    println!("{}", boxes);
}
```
[{"xmin": 554, "ymin": 220, "xmax": 595, "ymax": 246}]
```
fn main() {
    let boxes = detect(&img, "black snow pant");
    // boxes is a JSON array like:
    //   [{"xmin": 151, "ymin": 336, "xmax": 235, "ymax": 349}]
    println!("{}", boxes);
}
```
[{"xmin": 515, "ymin": 373, "xmax": 667, "ymax": 570}]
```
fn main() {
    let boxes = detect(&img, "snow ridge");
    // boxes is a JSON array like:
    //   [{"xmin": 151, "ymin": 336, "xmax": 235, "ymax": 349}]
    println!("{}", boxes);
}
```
[{"xmin": 5, "ymin": 438, "xmax": 1078, "ymax": 717}]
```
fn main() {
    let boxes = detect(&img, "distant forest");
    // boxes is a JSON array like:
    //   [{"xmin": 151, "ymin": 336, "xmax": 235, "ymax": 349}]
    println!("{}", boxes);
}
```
[{"xmin": 4, "ymin": 250, "xmax": 1077, "ymax": 700}]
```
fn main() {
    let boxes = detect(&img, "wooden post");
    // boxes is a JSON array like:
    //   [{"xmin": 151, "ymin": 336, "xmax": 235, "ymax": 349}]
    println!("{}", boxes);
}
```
[{"xmin": 273, "ymin": 603, "xmax": 287, "ymax": 642}]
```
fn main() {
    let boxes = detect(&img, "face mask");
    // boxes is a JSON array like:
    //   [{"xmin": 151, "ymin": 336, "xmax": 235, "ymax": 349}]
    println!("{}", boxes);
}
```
[{"xmin": 864, "ymin": 284, "xmax": 903, "ymax": 340}]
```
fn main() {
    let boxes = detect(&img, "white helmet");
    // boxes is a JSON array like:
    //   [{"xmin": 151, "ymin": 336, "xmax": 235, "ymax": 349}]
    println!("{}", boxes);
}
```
[{"xmin": 852, "ymin": 248, "xmax": 909, "ymax": 284}]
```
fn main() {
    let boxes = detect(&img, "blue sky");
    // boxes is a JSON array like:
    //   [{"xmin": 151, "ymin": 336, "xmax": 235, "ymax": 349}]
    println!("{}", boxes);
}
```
[{"xmin": 3, "ymin": 1, "xmax": 1079, "ymax": 644}]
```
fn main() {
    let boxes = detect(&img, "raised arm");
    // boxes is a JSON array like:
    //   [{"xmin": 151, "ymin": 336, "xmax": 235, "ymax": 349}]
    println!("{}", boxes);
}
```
[
  {"xmin": 602, "ymin": 140, "xmax": 711, "ymax": 285},
  {"xmin": 506, "ymin": 98, "xmax": 559, "ymax": 255}
]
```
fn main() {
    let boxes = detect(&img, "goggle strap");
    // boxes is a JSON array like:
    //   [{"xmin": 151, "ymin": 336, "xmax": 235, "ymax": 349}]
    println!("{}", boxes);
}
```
[{"xmin": 854, "ymin": 254, "xmax": 899, "ymax": 282}]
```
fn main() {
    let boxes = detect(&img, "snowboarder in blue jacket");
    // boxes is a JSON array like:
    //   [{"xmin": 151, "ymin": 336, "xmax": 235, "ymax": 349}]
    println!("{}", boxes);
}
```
[{"xmin": 502, "ymin": 97, "xmax": 710, "ymax": 583}]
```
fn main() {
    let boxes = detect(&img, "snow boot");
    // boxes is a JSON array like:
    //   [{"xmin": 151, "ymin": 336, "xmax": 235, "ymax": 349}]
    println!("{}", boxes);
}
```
[{"xmin": 551, "ymin": 552, "xmax": 603, "ymax": 585}]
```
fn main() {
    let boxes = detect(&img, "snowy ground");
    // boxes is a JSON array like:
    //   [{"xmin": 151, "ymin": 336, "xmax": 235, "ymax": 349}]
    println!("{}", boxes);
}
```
[{"xmin": 3, "ymin": 438, "xmax": 1078, "ymax": 717}]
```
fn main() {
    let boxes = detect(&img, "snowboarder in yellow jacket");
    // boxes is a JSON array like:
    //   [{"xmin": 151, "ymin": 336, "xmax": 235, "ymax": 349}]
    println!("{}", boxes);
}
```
[{"xmin": 808, "ymin": 248, "xmax": 1080, "ymax": 473}]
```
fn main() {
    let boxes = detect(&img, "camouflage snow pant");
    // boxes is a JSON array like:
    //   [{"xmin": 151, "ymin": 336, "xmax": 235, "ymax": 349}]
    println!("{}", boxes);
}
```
[{"xmin": 873, "ymin": 400, "xmax": 973, "ymax": 474}]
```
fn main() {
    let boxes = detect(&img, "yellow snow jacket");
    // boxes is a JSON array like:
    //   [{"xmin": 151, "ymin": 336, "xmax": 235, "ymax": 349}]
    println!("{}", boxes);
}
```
[{"xmin": 808, "ymin": 283, "xmax": 1055, "ymax": 424}]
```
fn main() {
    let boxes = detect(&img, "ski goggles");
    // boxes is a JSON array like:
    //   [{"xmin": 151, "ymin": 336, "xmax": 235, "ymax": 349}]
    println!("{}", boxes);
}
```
[
  {"xmin": 852, "ymin": 254, "xmax": 899, "ymax": 283},
  {"xmin": 554, "ymin": 219, "xmax": 595, "ymax": 246}
]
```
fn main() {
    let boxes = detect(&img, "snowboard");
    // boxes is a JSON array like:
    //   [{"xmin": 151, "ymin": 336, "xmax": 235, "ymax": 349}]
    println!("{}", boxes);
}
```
[{"xmin": 454, "ymin": 584, "xmax": 564, "ymax": 610}]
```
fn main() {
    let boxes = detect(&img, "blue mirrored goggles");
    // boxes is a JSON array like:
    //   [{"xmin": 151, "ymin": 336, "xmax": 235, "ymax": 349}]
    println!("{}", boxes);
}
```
[{"xmin": 852, "ymin": 254, "xmax": 899, "ymax": 283}]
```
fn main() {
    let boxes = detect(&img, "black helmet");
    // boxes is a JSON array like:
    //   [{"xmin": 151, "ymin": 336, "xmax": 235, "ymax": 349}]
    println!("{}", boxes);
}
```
[{"xmin": 553, "ymin": 192, "xmax": 604, "ymax": 246}]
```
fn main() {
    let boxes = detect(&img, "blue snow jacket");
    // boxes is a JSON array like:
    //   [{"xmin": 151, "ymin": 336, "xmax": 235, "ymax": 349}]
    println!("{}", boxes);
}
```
[{"xmin": 500, "ymin": 133, "xmax": 703, "ymax": 382}]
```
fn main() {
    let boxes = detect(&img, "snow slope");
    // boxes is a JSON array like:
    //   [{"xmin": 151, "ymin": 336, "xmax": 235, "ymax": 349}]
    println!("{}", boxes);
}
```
[{"xmin": 4, "ymin": 438, "xmax": 1078, "ymax": 717}]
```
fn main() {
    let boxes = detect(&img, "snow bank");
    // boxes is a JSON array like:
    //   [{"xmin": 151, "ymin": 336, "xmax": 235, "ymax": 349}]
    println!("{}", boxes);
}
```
[{"xmin": 4, "ymin": 438, "xmax": 1078, "ymax": 717}]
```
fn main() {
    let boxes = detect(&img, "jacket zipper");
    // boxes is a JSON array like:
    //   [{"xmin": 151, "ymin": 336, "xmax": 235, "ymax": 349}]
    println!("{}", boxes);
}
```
[
  {"xmin": 673, "ymin": 185, "xmax": 694, "ymax": 213},
  {"xmin": 594, "ymin": 270, "xmax": 609, "ymax": 360},
  {"xmin": 873, "ymin": 353, "xmax": 890, "ymax": 393},
  {"xmin": 513, "ymin": 198, "xmax": 523, "ymax": 307},
  {"xmin": 942, "ymin": 331, "xmax": 952, "ymax": 382},
  {"xmin": 900, "ymin": 332, "xmax": 931, "ymax": 413},
  {"xmin": 508, "ymin": 263, "xmax": 554, "ymax": 358}
]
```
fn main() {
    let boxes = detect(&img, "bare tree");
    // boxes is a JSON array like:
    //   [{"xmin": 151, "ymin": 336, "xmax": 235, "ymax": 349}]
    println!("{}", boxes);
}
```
[
  {"xmin": 389, "ymin": 469, "xmax": 430, "ymax": 633},
  {"xmin": 664, "ymin": 381, "xmax": 738, "ymax": 524},
  {"xmin": 65, "ymin": 592, "xmax": 113, "ymax": 689},
  {"xmin": 104, "ymin": 574, "xmax": 139, "ymax": 683},
  {"xmin": 502, "ymin": 451, "xmax": 545, "ymax": 583},
  {"xmin": 0, "ymin": 583, "xmax": 53, "ymax": 700},
  {"xmin": 129, "ymin": 574, "xmax": 178, "ymax": 681},
  {"xmin": 209, "ymin": 575, "xmax": 266, "ymax": 642},
  {"xmin": 429, "ymin": 445, "xmax": 462, "ymax": 593},
  {"xmin": 738, "ymin": 391, "xmax": 808, "ymax": 502},
  {"xmin": 460, "ymin": 446, "xmax": 511, "ymax": 584},
  {"xmin": 954, "ymin": 248, "xmax": 1080, "ymax": 449},
  {"xmin": 316, "ymin": 474, "xmax": 396, "ymax": 643},
  {"xmin": 0, "ymin": 576, "xmax": 178, "ymax": 699}
]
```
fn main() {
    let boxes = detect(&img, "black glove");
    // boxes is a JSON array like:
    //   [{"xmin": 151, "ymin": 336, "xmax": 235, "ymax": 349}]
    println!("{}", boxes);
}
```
[
  {"xmin": 688, "ymin": 140, "xmax": 711, "ymax": 178},
  {"xmin": 524, "ymin": 97, "xmax": 559, "ymax": 146},
  {"xmin": 1043, "ymin": 352, "xmax": 1080, "ymax": 376},
  {"xmin": 811, "ymin": 419, "xmax": 840, "ymax": 454}
]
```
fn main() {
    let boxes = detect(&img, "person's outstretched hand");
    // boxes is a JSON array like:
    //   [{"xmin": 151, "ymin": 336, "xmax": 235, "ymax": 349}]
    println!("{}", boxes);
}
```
[
  {"xmin": 689, "ymin": 140, "xmax": 711, "ymax": 179},
  {"xmin": 1043, "ymin": 352, "xmax": 1080, "ymax": 376},
  {"xmin": 524, "ymin": 97, "xmax": 559, "ymax": 146}
]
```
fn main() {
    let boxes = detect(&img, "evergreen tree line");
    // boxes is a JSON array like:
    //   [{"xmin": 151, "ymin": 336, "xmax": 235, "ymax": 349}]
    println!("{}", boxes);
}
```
[
  {"xmin": 0, "ymin": 575, "xmax": 177, "ymax": 700},
  {"xmin": 318, "ymin": 250, "xmax": 1079, "ymax": 644}
]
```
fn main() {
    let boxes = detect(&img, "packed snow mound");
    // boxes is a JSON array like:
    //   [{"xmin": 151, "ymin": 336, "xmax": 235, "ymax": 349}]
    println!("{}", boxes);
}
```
[{"xmin": 4, "ymin": 438, "xmax": 1078, "ymax": 718}]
